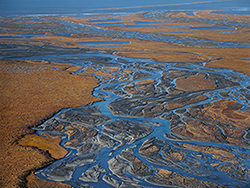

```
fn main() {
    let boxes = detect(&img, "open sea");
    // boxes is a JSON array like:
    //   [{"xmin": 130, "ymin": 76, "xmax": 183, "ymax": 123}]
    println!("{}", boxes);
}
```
[{"xmin": 0, "ymin": 0, "xmax": 249, "ymax": 16}]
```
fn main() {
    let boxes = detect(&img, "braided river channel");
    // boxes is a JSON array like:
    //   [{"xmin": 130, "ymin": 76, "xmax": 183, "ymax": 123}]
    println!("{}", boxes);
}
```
[
  {"xmin": 1, "ymin": 5, "xmax": 250, "ymax": 187},
  {"xmin": 28, "ymin": 52, "xmax": 250, "ymax": 188}
]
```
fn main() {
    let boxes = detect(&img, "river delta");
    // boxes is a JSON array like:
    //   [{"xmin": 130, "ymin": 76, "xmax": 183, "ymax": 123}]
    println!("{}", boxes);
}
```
[{"xmin": 0, "ymin": 5, "xmax": 250, "ymax": 188}]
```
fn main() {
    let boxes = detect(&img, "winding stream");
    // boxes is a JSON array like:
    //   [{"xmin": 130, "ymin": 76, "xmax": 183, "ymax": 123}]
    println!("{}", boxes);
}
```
[{"xmin": 31, "ymin": 53, "xmax": 250, "ymax": 188}]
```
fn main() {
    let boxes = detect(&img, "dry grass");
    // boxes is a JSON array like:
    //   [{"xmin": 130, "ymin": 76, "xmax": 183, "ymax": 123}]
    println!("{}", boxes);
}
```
[{"xmin": 0, "ymin": 60, "xmax": 101, "ymax": 187}]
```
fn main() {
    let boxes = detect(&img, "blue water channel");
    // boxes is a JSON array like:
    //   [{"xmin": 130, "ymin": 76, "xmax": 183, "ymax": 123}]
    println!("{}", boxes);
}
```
[
  {"xmin": 0, "ymin": 33, "xmax": 46, "ymax": 38},
  {"xmin": 45, "ymin": 18, "xmax": 250, "ymax": 48},
  {"xmin": 26, "ymin": 52, "xmax": 250, "ymax": 188},
  {"xmin": 76, "ymin": 41, "xmax": 130, "ymax": 45}
]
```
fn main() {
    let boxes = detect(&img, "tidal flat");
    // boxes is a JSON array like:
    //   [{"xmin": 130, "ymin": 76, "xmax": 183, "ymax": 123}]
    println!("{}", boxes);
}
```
[{"xmin": 0, "ymin": 7, "xmax": 250, "ymax": 188}]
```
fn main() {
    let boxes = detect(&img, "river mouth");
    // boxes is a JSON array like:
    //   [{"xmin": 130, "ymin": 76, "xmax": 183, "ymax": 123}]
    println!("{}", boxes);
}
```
[{"xmin": 1, "ymin": 7, "xmax": 250, "ymax": 188}]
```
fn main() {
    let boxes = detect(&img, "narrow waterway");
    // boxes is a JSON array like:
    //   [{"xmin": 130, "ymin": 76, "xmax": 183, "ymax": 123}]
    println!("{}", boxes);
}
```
[{"xmin": 31, "ymin": 52, "xmax": 250, "ymax": 188}]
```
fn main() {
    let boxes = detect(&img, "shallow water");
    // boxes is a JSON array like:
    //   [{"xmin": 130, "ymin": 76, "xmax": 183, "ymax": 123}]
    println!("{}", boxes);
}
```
[
  {"xmin": 186, "ymin": 12, "xmax": 195, "ymax": 16},
  {"xmin": 88, "ymin": 19, "xmax": 123, "ymax": 23},
  {"xmin": 52, "ymin": 33, "xmax": 72, "ymax": 36},
  {"xmin": 189, "ymin": 26, "xmax": 236, "ymax": 30},
  {"xmin": 26, "ymin": 52, "xmax": 250, "ymax": 188},
  {"xmin": 0, "ymin": 33, "xmax": 46, "ymax": 39},
  {"xmin": 134, "ymin": 21, "xmax": 174, "ymax": 25},
  {"xmin": 1, "ymin": 1, "xmax": 249, "ymax": 187},
  {"xmin": 95, "ymin": 23, "xmax": 126, "ymax": 26},
  {"xmin": 76, "ymin": 41, "xmax": 130, "ymax": 45}
]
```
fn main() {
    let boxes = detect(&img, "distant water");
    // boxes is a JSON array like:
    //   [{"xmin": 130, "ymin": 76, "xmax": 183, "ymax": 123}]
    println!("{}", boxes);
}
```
[
  {"xmin": 76, "ymin": 41, "xmax": 131, "ymax": 45},
  {"xmin": 0, "ymin": 0, "xmax": 249, "ymax": 16}
]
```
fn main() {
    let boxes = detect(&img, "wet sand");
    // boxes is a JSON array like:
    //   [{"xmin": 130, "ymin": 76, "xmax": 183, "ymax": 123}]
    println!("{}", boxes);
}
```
[{"xmin": 0, "ymin": 9, "xmax": 250, "ymax": 188}]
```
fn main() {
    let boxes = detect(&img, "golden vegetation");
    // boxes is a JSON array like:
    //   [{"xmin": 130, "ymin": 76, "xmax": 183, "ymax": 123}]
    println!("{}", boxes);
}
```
[{"xmin": 0, "ymin": 60, "xmax": 100, "ymax": 187}]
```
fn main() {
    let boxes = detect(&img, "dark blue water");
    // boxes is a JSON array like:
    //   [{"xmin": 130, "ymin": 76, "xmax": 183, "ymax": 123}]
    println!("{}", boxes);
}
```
[
  {"xmin": 95, "ymin": 23, "xmax": 126, "ymax": 26},
  {"xmin": 87, "ymin": 19, "xmax": 122, "ymax": 23},
  {"xmin": 134, "ymin": 21, "xmax": 174, "ymax": 25},
  {"xmin": 189, "ymin": 26, "xmax": 236, "ymax": 30},
  {"xmin": 186, "ymin": 12, "xmax": 195, "ymax": 16},
  {"xmin": 0, "ymin": 33, "xmax": 46, "ymax": 38},
  {"xmin": 125, "ymin": 24, "xmax": 171, "ymax": 28},
  {"xmin": 52, "ymin": 33, "xmax": 72, "ymax": 36},
  {"xmin": 0, "ymin": 35, "xmax": 25, "ymax": 39},
  {"xmin": 90, "ymin": 46, "xmax": 124, "ymax": 48},
  {"xmin": 0, "ymin": 0, "xmax": 249, "ymax": 16},
  {"xmin": 76, "ymin": 41, "xmax": 130, "ymax": 45}
]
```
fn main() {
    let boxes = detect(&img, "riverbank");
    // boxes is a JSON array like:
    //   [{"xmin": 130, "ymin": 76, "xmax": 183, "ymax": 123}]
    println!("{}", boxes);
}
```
[{"xmin": 0, "ymin": 60, "xmax": 101, "ymax": 187}]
